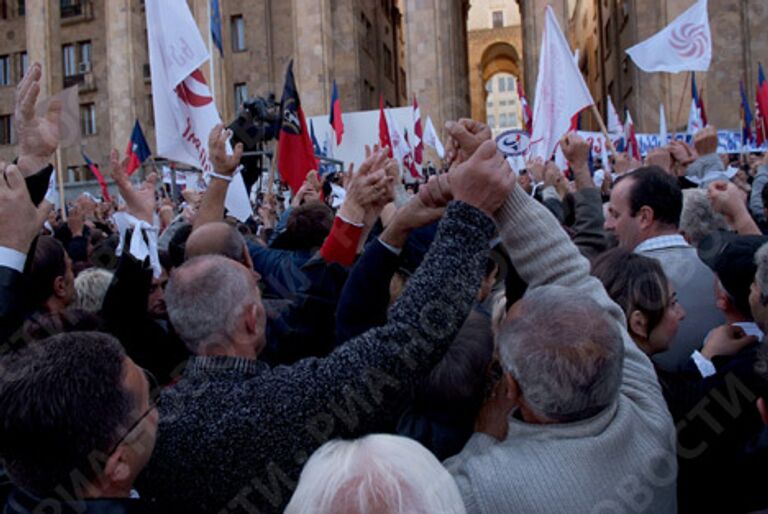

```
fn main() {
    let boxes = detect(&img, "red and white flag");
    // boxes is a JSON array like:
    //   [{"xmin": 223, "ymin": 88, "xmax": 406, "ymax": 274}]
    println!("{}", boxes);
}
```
[
  {"xmin": 529, "ymin": 6, "xmax": 595, "ymax": 161},
  {"xmin": 423, "ymin": 116, "xmax": 445, "ymax": 159},
  {"xmin": 413, "ymin": 96, "xmax": 424, "ymax": 173},
  {"xmin": 626, "ymin": 0, "xmax": 711, "ymax": 73},
  {"xmin": 625, "ymin": 110, "xmax": 641, "ymax": 160},
  {"xmin": 146, "ymin": 0, "xmax": 250, "ymax": 221},
  {"xmin": 606, "ymin": 95, "xmax": 623, "ymax": 136},
  {"xmin": 516, "ymin": 80, "xmax": 532, "ymax": 135}
]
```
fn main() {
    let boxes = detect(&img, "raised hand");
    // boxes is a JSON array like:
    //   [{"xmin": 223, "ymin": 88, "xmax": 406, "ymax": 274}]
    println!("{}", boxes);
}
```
[
  {"xmin": 445, "ymin": 119, "xmax": 493, "ymax": 168},
  {"xmin": 451, "ymin": 139, "xmax": 516, "ymax": 216},
  {"xmin": 0, "ymin": 163, "xmax": 49, "ymax": 253},
  {"xmin": 14, "ymin": 63, "xmax": 61, "ymax": 176},
  {"xmin": 693, "ymin": 126, "xmax": 718, "ymax": 157},
  {"xmin": 110, "ymin": 149, "xmax": 157, "ymax": 224},
  {"xmin": 701, "ymin": 324, "xmax": 758, "ymax": 360},
  {"xmin": 208, "ymin": 123, "xmax": 244, "ymax": 176},
  {"xmin": 645, "ymin": 148, "xmax": 672, "ymax": 174},
  {"xmin": 560, "ymin": 133, "xmax": 590, "ymax": 169}
]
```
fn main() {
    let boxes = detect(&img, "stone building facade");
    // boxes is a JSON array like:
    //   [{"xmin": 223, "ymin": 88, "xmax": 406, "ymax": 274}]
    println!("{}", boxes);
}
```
[
  {"xmin": 1, "ymin": 0, "xmax": 471, "ymax": 199},
  {"xmin": 567, "ymin": 0, "xmax": 768, "ymax": 134}
]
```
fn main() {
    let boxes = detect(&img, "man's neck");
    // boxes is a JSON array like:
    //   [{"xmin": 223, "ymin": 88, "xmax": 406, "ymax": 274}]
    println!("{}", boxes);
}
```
[
  {"xmin": 42, "ymin": 297, "xmax": 68, "ymax": 315},
  {"xmin": 199, "ymin": 339, "xmax": 257, "ymax": 360}
]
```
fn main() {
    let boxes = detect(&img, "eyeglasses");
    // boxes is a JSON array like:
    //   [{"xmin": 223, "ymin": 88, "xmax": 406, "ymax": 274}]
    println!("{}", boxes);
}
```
[{"xmin": 107, "ymin": 368, "xmax": 161, "ymax": 456}]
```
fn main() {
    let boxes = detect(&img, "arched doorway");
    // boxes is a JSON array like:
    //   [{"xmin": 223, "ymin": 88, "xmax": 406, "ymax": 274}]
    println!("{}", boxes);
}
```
[{"xmin": 468, "ymin": 33, "xmax": 524, "ymax": 130}]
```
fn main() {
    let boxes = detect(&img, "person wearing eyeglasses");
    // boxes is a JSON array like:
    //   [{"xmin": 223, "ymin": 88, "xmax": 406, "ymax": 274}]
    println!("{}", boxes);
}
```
[{"xmin": 0, "ymin": 332, "xmax": 160, "ymax": 513}]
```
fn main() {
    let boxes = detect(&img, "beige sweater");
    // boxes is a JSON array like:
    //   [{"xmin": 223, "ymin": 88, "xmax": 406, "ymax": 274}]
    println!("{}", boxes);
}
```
[{"xmin": 445, "ymin": 185, "xmax": 678, "ymax": 514}]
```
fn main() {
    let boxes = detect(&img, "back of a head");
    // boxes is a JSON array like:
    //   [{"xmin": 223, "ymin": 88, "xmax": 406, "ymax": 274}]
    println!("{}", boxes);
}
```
[
  {"xmin": 282, "ymin": 201, "xmax": 334, "ymax": 250},
  {"xmin": 0, "ymin": 332, "xmax": 132, "ymax": 496},
  {"xmin": 165, "ymin": 255, "xmax": 256, "ymax": 353},
  {"xmin": 498, "ymin": 285, "xmax": 624, "ymax": 422},
  {"xmin": 185, "ymin": 222, "xmax": 248, "ymax": 264},
  {"xmin": 592, "ymin": 248, "xmax": 670, "ymax": 334},
  {"xmin": 625, "ymin": 166, "xmax": 683, "ymax": 229},
  {"xmin": 27, "ymin": 236, "xmax": 67, "ymax": 308},
  {"xmin": 680, "ymin": 188, "xmax": 729, "ymax": 247},
  {"xmin": 74, "ymin": 268, "xmax": 114, "ymax": 313},
  {"xmin": 285, "ymin": 434, "xmax": 466, "ymax": 514}
]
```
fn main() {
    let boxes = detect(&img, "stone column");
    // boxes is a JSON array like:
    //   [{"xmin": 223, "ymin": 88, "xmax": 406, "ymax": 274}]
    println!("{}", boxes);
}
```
[
  {"xmin": 105, "ymin": 0, "xmax": 138, "ymax": 151},
  {"xmin": 25, "ymin": 0, "xmax": 61, "ymax": 97},
  {"xmin": 292, "ymin": 0, "xmax": 333, "ymax": 117},
  {"xmin": 517, "ymin": 0, "xmax": 568, "ymax": 102}
]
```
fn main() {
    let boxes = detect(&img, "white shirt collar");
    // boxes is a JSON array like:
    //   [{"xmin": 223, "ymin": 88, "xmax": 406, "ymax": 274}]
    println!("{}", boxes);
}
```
[{"xmin": 634, "ymin": 234, "xmax": 690, "ymax": 254}]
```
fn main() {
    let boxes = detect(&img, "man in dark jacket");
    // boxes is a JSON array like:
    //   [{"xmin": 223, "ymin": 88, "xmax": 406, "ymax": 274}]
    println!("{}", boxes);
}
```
[{"xmin": 137, "ymin": 140, "xmax": 514, "ymax": 513}]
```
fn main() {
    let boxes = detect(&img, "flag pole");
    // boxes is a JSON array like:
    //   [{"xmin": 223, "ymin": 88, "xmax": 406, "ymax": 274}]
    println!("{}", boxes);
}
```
[
  {"xmin": 266, "ymin": 144, "xmax": 279, "ymax": 201},
  {"xmin": 589, "ymin": 104, "xmax": 618, "ymax": 155},
  {"xmin": 675, "ymin": 72, "xmax": 691, "ymax": 131},
  {"xmin": 207, "ymin": 0, "xmax": 216, "ymax": 104},
  {"xmin": 55, "ymin": 147, "xmax": 67, "ymax": 222}
]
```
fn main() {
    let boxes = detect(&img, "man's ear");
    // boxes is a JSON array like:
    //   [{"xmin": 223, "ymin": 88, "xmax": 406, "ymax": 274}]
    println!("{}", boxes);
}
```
[
  {"xmin": 52, "ymin": 275, "xmax": 67, "ymax": 299},
  {"xmin": 757, "ymin": 398, "xmax": 768, "ymax": 426},
  {"xmin": 504, "ymin": 373, "xmax": 521, "ymax": 404},
  {"xmin": 629, "ymin": 310, "xmax": 649, "ymax": 339},
  {"xmin": 637, "ymin": 205, "xmax": 655, "ymax": 230},
  {"xmin": 102, "ymin": 446, "xmax": 132, "ymax": 489},
  {"xmin": 242, "ymin": 244, "xmax": 254, "ymax": 270}
]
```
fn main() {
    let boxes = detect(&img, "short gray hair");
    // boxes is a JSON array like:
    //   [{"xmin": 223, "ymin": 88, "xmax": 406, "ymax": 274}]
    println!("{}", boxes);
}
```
[
  {"xmin": 679, "ymin": 189, "xmax": 729, "ymax": 246},
  {"xmin": 165, "ymin": 255, "xmax": 257, "ymax": 353},
  {"xmin": 755, "ymin": 242, "xmax": 768, "ymax": 305},
  {"xmin": 285, "ymin": 434, "xmax": 466, "ymax": 514},
  {"xmin": 498, "ymin": 285, "xmax": 624, "ymax": 422},
  {"xmin": 73, "ymin": 268, "xmax": 114, "ymax": 313}
]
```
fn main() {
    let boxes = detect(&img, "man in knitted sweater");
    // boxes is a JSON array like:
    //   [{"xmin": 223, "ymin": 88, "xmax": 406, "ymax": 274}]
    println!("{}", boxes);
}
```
[
  {"xmin": 136, "ymin": 140, "xmax": 515, "ymax": 513},
  {"xmin": 428, "ymin": 124, "xmax": 678, "ymax": 513}
]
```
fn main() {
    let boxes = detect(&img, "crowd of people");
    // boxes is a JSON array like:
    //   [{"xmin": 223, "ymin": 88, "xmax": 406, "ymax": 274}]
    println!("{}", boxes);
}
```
[{"xmin": 1, "ymin": 62, "xmax": 768, "ymax": 514}]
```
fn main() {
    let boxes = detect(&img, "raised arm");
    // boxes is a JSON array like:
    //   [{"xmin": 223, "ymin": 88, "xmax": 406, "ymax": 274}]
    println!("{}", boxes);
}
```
[{"xmin": 193, "ymin": 124, "xmax": 244, "ymax": 229}]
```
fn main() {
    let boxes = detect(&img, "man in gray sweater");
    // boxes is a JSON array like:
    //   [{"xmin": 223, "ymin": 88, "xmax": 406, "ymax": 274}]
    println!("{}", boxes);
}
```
[
  {"xmin": 426, "ymin": 122, "xmax": 677, "ymax": 513},
  {"xmin": 136, "ymin": 140, "xmax": 514, "ymax": 513}
]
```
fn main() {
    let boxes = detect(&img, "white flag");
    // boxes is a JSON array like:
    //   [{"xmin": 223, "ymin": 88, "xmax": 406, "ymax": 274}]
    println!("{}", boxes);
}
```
[
  {"xmin": 146, "ymin": 0, "xmax": 250, "ymax": 221},
  {"xmin": 626, "ymin": 0, "xmax": 711, "ymax": 73},
  {"xmin": 607, "ymin": 95, "xmax": 623, "ymax": 136},
  {"xmin": 386, "ymin": 110, "xmax": 411, "ymax": 164},
  {"xmin": 529, "ymin": 7, "xmax": 595, "ymax": 161},
  {"xmin": 659, "ymin": 103, "xmax": 668, "ymax": 145},
  {"xmin": 423, "ymin": 116, "xmax": 445, "ymax": 159}
]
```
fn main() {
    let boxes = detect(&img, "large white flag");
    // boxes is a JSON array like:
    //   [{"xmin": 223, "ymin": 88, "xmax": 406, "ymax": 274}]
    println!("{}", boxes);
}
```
[
  {"xmin": 529, "ymin": 7, "xmax": 595, "ymax": 161},
  {"xmin": 423, "ymin": 116, "xmax": 445, "ymax": 159},
  {"xmin": 607, "ymin": 95, "xmax": 623, "ymax": 136},
  {"xmin": 146, "ymin": 0, "xmax": 251, "ymax": 221},
  {"xmin": 626, "ymin": 0, "xmax": 711, "ymax": 73}
]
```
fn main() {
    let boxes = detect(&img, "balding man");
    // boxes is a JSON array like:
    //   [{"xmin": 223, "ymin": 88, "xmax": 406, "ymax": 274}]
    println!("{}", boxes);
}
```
[
  {"xmin": 137, "ymin": 139, "xmax": 515, "ymax": 513},
  {"xmin": 184, "ymin": 221, "xmax": 254, "ymax": 268}
]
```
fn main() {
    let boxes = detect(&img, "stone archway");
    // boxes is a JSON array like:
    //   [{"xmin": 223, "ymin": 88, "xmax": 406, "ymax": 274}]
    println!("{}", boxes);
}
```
[{"xmin": 468, "ymin": 28, "xmax": 523, "ymax": 123}]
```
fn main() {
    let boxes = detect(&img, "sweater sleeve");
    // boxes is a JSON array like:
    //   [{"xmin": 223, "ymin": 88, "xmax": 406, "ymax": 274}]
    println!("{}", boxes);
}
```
[
  {"xmin": 750, "ymin": 165, "xmax": 768, "ymax": 223},
  {"xmin": 319, "ymin": 216, "xmax": 363, "ymax": 267},
  {"xmin": 571, "ymin": 187, "xmax": 609, "ymax": 260},
  {"xmin": 284, "ymin": 201, "xmax": 495, "ymax": 440},
  {"xmin": 493, "ymin": 185, "xmax": 665, "ymax": 407}
]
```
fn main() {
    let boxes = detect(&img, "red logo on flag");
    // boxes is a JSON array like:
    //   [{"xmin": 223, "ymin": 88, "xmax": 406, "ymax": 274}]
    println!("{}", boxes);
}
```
[
  {"xmin": 175, "ymin": 69, "xmax": 213, "ymax": 107},
  {"xmin": 669, "ymin": 23, "xmax": 708, "ymax": 58}
]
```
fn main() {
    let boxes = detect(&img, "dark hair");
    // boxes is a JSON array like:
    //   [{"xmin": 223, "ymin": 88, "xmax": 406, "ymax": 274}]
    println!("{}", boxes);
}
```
[
  {"xmin": 21, "ymin": 308, "xmax": 106, "ymax": 342},
  {"xmin": 168, "ymin": 223, "xmax": 194, "ymax": 269},
  {"xmin": 591, "ymin": 248, "xmax": 671, "ymax": 336},
  {"xmin": 27, "ymin": 236, "xmax": 67, "ymax": 309},
  {"xmin": 281, "ymin": 201, "xmax": 334, "ymax": 250},
  {"xmin": 0, "ymin": 332, "xmax": 133, "ymax": 496},
  {"xmin": 621, "ymin": 166, "xmax": 683, "ymax": 228}
]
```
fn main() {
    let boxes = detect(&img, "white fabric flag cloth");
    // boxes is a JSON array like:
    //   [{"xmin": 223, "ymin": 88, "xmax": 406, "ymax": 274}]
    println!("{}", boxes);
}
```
[
  {"xmin": 607, "ymin": 95, "xmax": 623, "ymax": 136},
  {"xmin": 626, "ymin": 0, "xmax": 711, "ymax": 73},
  {"xmin": 423, "ymin": 116, "xmax": 445, "ymax": 159},
  {"xmin": 146, "ymin": 0, "xmax": 251, "ymax": 222},
  {"xmin": 386, "ymin": 110, "xmax": 411, "ymax": 164},
  {"xmin": 529, "ymin": 6, "xmax": 595, "ymax": 161},
  {"xmin": 659, "ymin": 103, "xmax": 668, "ymax": 144}
]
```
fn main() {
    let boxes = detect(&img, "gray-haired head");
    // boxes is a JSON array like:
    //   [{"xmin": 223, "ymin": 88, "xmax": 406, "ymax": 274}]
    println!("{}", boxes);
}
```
[
  {"xmin": 754, "ymin": 243, "xmax": 768, "ymax": 306},
  {"xmin": 165, "ymin": 255, "xmax": 261, "ymax": 354},
  {"xmin": 284, "ymin": 434, "xmax": 466, "ymax": 514},
  {"xmin": 679, "ymin": 188, "xmax": 729, "ymax": 247},
  {"xmin": 498, "ymin": 285, "xmax": 624, "ymax": 422},
  {"xmin": 74, "ymin": 268, "xmax": 114, "ymax": 313}
]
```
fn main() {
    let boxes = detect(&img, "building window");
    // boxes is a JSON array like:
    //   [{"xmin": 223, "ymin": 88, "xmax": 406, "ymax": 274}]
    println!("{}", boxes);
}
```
[
  {"xmin": 360, "ymin": 12, "xmax": 374, "ymax": 55},
  {"xmin": 0, "ymin": 115, "xmax": 12, "ymax": 144},
  {"xmin": 0, "ymin": 56, "xmax": 10, "ymax": 86},
  {"xmin": 17, "ymin": 51, "xmax": 28, "ymax": 80},
  {"xmin": 487, "ymin": 114, "xmax": 495, "ymax": 128},
  {"xmin": 383, "ymin": 45, "xmax": 393, "ymax": 81},
  {"xmin": 79, "ymin": 41, "xmax": 91, "ymax": 71},
  {"xmin": 63, "ymin": 44, "xmax": 77, "ymax": 77},
  {"xmin": 60, "ymin": 0, "xmax": 84, "ymax": 18},
  {"xmin": 234, "ymin": 83, "xmax": 248, "ymax": 112},
  {"xmin": 80, "ymin": 103, "xmax": 96, "ymax": 135},
  {"xmin": 507, "ymin": 77, "xmax": 515, "ymax": 91},
  {"xmin": 17, "ymin": 0, "xmax": 24, "ymax": 16},
  {"xmin": 485, "ymin": 81, "xmax": 492, "ymax": 93},
  {"xmin": 231, "ymin": 15, "xmax": 246, "ymax": 52},
  {"xmin": 492, "ymin": 10, "xmax": 504, "ymax": 28},
  {"xmin": 498, "ymin": 76, "xmax": 506, "ymax": 92}
]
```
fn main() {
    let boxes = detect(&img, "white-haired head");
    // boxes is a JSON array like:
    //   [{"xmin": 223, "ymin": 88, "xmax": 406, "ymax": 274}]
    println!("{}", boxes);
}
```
[
  {"xmin": 285, "ymin": 434, "xmax": 466, "ymax": 514},
  {"xmin": 73, "ymin": 268, "xmax": 114, "ymax": 313}
]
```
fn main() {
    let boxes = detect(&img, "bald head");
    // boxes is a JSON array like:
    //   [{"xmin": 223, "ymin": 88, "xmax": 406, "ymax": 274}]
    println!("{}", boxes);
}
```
[
  {"xmin": 185, "ymin": 222, "xmax": 248, "ymax": 265},
  {"xmin": 165, "ymin": 255, "xmax": 264, "ymax": 355}
]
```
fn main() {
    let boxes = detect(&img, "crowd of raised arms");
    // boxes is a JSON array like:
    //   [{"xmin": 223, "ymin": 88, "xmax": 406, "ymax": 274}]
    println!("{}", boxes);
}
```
[{"xmin": 2, "ymin": 62, "xmax": 768, "ymax": 514}]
